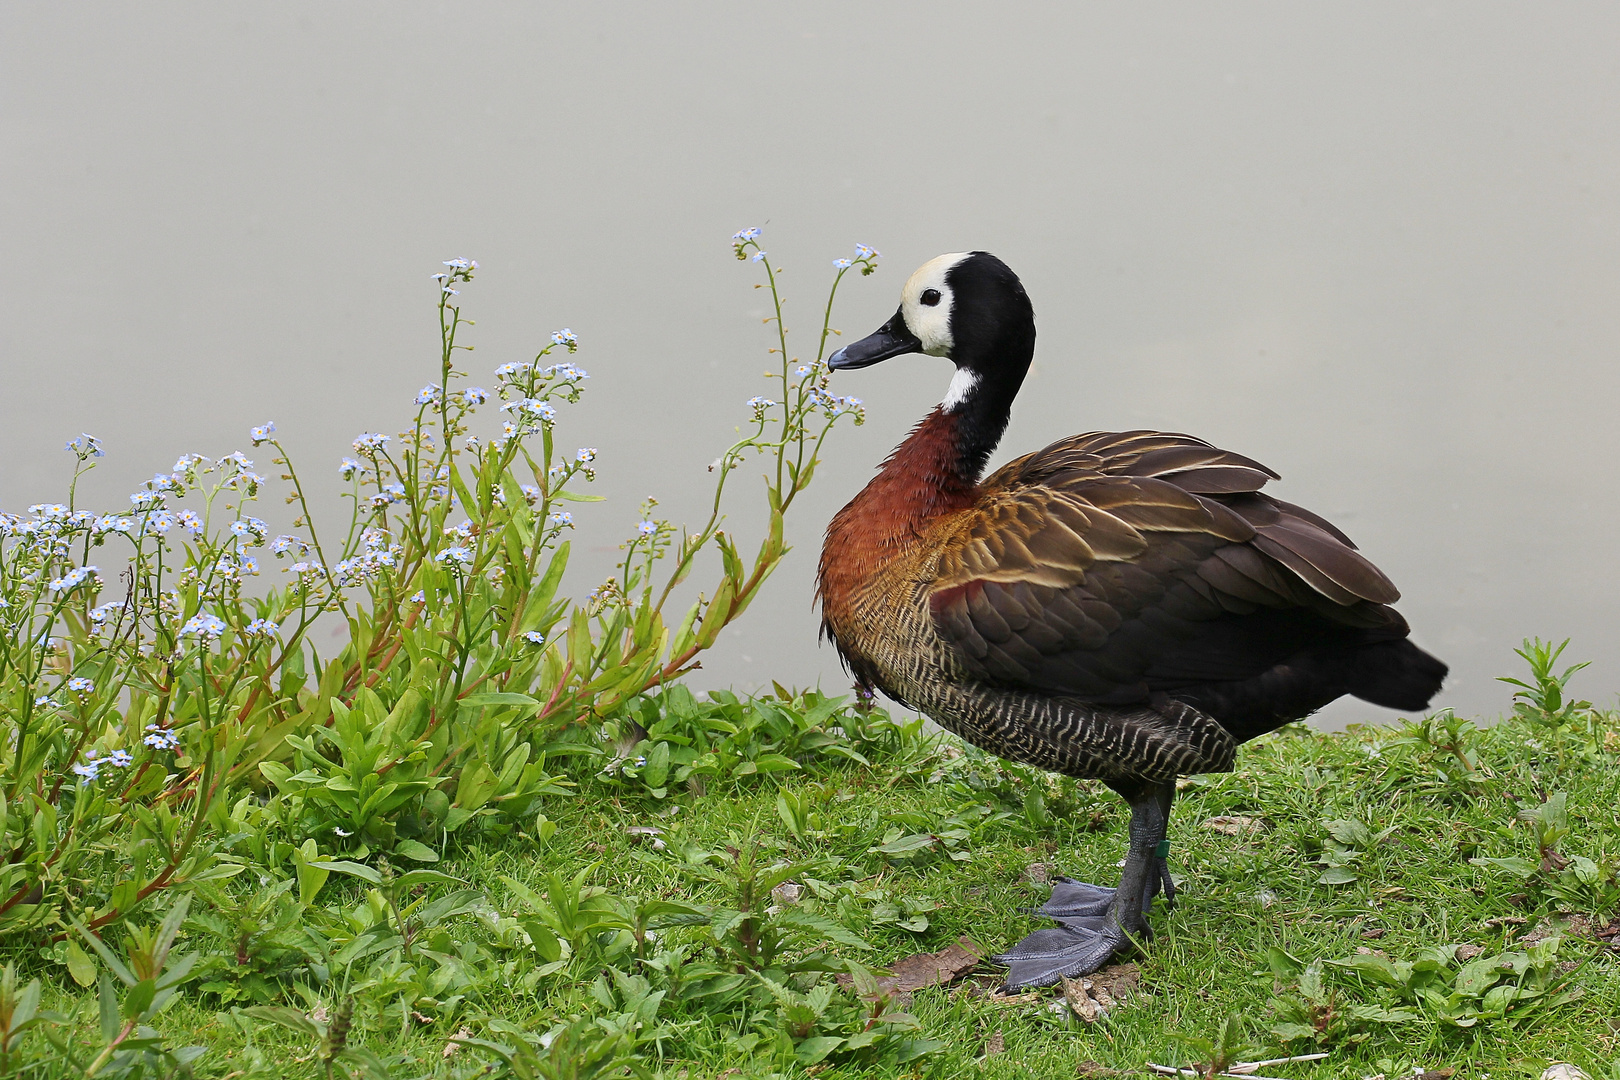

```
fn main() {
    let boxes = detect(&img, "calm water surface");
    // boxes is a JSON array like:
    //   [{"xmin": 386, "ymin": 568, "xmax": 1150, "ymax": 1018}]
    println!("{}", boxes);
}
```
[{"xmin": 4, "ymin": 4, "xmax": 1618, "ymax": 727}]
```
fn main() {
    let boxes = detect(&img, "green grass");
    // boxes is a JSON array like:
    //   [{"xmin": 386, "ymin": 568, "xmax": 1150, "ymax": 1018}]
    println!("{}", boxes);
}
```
[{"xmin": 9, "ymin": 702, "xmax": 1620, "ymax": 1079}]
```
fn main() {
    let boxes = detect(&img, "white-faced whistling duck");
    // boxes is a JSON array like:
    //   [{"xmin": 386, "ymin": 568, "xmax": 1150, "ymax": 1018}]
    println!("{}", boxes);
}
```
[{"xmin": 817, "ymin": 251, "xmax": 1447, "ymax": 989}]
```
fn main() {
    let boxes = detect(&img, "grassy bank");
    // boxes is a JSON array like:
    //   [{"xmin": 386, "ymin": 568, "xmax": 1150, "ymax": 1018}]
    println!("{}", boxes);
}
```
[{"xmin": 7, "ymin": 685, "xmax": 1618, "ymax": 1079}]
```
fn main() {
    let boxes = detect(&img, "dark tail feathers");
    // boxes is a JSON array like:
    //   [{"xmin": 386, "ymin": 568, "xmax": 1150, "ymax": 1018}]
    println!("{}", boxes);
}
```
[{"xmin": 1347, "ymin": 639, "xmax": 1448, "ymax": 711}]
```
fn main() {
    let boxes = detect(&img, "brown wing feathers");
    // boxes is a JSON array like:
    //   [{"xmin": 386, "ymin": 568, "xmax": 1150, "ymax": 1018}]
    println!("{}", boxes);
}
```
[{"xmin": 930, "ymin": 431, "xmax": 1406, "ymax": 705}]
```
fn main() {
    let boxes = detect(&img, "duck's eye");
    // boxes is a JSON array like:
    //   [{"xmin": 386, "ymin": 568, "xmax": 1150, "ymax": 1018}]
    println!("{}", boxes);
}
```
[{"xmin": 920, "ymin": 288, "xmax": 942, "ymax": 307}]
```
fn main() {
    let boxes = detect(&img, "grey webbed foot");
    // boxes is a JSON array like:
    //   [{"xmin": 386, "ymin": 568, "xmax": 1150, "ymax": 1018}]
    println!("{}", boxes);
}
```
[
  {"xmin": 1037, "ymin": 877, "xmax": 1115, "ymax": 917},
  {"xmin": 990, "ymin": 917, "xmax": 1136, "ymax": 990},
  {"xmin": 992, "ymin": 878, "xmax": 1157, "ymax": 990}
]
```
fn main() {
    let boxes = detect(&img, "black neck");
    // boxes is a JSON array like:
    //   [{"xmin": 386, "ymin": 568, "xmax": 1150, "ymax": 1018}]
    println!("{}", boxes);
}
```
[{"xmin": 946, "ymin": 321, "xmax": 1035, "ymax": 482}]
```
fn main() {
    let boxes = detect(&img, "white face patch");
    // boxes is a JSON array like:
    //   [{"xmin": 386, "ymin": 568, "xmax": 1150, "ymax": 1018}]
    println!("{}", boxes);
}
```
[
  {"xmin": 941, "ymin": 367, "xmax": 980, "ymax": 412},
  {"xmin": 899, "ymin": 252, "xmax": 971, "ymax": 357}
]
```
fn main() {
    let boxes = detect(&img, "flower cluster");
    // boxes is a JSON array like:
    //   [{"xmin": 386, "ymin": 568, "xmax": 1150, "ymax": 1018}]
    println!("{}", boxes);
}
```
[
  {"xmin": 371, "ymin": 482, "xmax": 407, "ymax": 509},
  {"xmin": 47, "ymin": 565, "xmax": 101, "ymax": 593},
  {"xmin": 88, "ymin": 601, "xmax": 128, "ymax": 630},
  {"xmin": 433, "ymin": 258, "xmax": 479, "ymax": 296},
  {"xmin": 66, "ymin": 433, "xmax": 105, "ymax": 460},
  {"xmin": 835, "ymin": 243, "xmax": 882, "ymax": 277},
  {"xmin": 732, "ymin": 226, "xmax": 764, "ymax": 263},
  {"xmin": 179, "ymin": 612, "xmax": 226, "ymax": 641},
  {"xmin": 435, "ymin": 545, "xmax": 474, "ymax": 566},
  {"xmin": 144, "ymin": 724, "xmax": 181, "ymax": 751},
  {"xmin": 269, "ymin": 535, "xmax": 311, "ymax": 558},
  {"xmin": 249, "ymin": 421, "xmax": 276, "ymax": 445},
  {"xmin": 229, "ymin": 517, "xmax": 269, "ymax": 545},
  {"xmin": 500, "ymin": 398, "xmax": 558, "ymax": 430},
  {"xmin": 807, "ymin": 386, "xmax": 866, "ymax": 421},
  {"xmin": 335, "ymin": 530, "xmax": 403, "ymax": 584},
  {"xmin": 494, "ymin": 360, "xmax": 589, "ymax": 386}
]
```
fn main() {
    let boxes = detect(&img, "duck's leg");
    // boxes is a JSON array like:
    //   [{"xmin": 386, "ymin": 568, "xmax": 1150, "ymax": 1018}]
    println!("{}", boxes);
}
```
[
  {"xmin": 1041, "ymin": 781, "xmax": 1177, "ymax": 917},
  {"xmin": 991, "ymin": 778, "xmax": 1175, "ymax": 990}
]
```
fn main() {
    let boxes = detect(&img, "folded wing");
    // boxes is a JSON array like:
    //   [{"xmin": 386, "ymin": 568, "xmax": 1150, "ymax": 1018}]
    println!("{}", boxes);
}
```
[{"xmin": 929, "ymin": 431, "xmax": 1402, "ymax": 702}]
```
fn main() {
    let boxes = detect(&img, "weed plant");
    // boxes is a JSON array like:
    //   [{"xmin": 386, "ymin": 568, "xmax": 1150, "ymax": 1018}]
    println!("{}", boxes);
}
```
[{"xmin": 0, "ymin": 231, "xmax": 875, "ymax": 943}]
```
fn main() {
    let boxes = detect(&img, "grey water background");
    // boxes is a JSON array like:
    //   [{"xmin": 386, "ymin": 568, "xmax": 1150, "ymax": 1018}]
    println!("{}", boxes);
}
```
[{"xmin": 4, "ymin": 4, "xmax": 1618, "ymax": 728}]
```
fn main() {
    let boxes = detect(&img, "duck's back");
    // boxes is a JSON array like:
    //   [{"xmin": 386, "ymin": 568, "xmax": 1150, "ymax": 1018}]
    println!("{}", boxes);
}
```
[{"xmin": 821, "ymin": 427, "xmax": 1447, "ymax": 760}]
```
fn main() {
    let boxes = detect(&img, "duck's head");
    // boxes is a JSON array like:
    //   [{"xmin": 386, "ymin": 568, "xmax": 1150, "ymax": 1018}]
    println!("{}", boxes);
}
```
[{"xmin": 828, "ymin": 251, "xmax": 1036, "ymax": 415}]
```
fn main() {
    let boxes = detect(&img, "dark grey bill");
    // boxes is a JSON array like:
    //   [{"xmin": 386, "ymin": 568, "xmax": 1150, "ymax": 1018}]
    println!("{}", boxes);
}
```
[{"xmin": 827, "ymin": 308, "xmax": 923, "ymax": 369}]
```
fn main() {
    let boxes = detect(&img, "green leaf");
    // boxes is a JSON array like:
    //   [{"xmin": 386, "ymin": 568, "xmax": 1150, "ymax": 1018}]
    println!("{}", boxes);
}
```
[
  {"xmin": 774, "ymin": 909, "xmax": 873, "ymax": 950},
  {"xmin": 553, "ymin": 489, "xmax": 606, "ymax": 502},
  {"xmin": 1345, "ymin": 1003, "xmax": 1420, "ymax": 1024},
  {"xmin": 1319, "ymin": 866, "xmax": 1359, "ymax": 885},
  {"xmin": 796, "ymin": 1035, "xmax": 845, "ymax": 1065},
  {"xmin": 72, "ymin": 918, "xmax": 135, "ymax": 987},
  {"xmin": 242, "ymin": 1005, "xmax": 325, "ymax": 1038},
  {"xmin": 874, "ymin": 833, "xmax": 937, "ymax": 855},
  {"xmin": 308, "ymin": 860, "xmax": 382, "ymax": 884},
  {"xmin": 64, "ymin": 938, "xmax": 97, "ymax": 987},
  {"xmin": 98, "ymin": 971, "xmax": 119, "ymax": 1042},
  {"xmin": 1323, "ymin": 818, "xmax": 1372, "ymax": 847},
  {"xmin": 643, "ymin": 741, "xmax": 671, "ymax": 789},
  {"xmin": 394, "ymin": 839, "xmax": 440, "ymax": 863},
  {"xmin": 294, "ymin": 839, "xmax": 330, "ymax": 905},
  {"xmin": 460, "ymin": 692, "xmax": 542, "ymax": 713},
  {"xmin": 456, "ymin": 762, "xmax": 500, "ymax": 811},
  {"xmin": 395, "ymin": 868, "xmax": 463, "ymax": 889},
  {"xmin": 1470, "ymin": 856, "xmax": 1537, "ymax": 879},
  {"xmin": 1328, "ymin": 952, "xmax": 1403, "ymax": 986},
  {"xmin": 121, "ymin": 978, "xmax": 156, "ymax": 1021}
]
